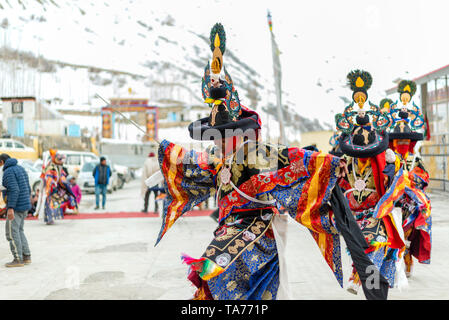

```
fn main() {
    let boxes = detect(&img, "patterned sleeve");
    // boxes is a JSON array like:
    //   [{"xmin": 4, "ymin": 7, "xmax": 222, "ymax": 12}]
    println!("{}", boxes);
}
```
[
  {"xmin": 266, "ymin": 146, "xmax": 343, "ymax": 285},
  {"xmin": 221, "ymin": 143, "xmax": 342, "ymax": 285},
  {"xmin": 156, "ymin": 139, "xmax": 217, "ymax": 245},
  {"xmin": 269, "ymin": 148, "xmax": 340, "ymax": 228},
  {"xmin": 412, "ymin": 157, "xmax": 430, "ymax": 189},
  {"xmin": 44, "ymin": 167, "xmax": 58, "ymax": 196}
]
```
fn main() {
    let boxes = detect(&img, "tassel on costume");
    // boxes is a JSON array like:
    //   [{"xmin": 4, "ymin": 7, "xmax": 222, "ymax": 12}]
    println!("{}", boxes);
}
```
[{"xmin": 181, "ymin": 253, "xmax": 224, "ymax": 281}]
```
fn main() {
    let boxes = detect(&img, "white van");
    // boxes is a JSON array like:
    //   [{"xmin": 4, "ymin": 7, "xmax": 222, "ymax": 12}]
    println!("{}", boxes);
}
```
[{"xmin": 42, "ymin": 150, "xmax": 99, "ymax": 178}]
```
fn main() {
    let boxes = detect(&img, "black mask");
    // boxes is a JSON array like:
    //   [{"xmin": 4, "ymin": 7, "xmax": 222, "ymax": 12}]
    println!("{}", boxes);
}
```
[{"xmin": 356, "ymin": 114, "xmax": 370, "ymax": 126}]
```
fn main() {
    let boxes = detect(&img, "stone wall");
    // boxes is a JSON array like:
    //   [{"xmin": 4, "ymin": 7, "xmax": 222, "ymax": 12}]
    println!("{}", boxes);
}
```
[{"xmin": 16, "ymin": 135, "xmax": 93, "ymax": 157}]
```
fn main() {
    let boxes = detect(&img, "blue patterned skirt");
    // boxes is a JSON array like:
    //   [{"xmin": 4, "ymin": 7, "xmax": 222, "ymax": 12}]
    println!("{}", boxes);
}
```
[{"xmin": 207, "ymin": 231, "xmax": 280, "ymax": 300}]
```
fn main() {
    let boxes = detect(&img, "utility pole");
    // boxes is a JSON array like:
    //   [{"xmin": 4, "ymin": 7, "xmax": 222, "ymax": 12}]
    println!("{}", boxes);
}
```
[{"xmin": 267, "ymin": 10, "xmax": 286, "ymax": 145}]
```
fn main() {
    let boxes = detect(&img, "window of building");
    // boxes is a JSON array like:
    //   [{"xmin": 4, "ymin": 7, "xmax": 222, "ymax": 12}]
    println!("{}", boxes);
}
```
[
  {"xmin": 430, "ymin": 102, "xmax": 449, "ymax": 136},
  {"xmin": 428, "ymin": 79, "xmax": 436, "ymax": 91},
  {"xmin": 11, "ymin": 102, "xmax": 23, "ymax": 114},
  {"xmin": 436, "ymin": 77, "xmax": 447, "ymax": 101}
]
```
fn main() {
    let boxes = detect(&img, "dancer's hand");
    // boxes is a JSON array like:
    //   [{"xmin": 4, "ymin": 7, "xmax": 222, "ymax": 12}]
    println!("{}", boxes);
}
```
[{"xmin": 338, "ymin": 159, "xmax": 349, "ymax": 178}]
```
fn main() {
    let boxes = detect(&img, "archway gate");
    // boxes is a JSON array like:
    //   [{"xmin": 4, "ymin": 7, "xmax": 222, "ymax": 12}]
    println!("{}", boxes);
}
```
[{"xmin": 101, "ymin": 98, "xmax": 158, "ymax": 142}]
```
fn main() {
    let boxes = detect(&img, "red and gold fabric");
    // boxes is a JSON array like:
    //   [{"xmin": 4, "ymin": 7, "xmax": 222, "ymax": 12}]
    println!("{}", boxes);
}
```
[{"xmin": 155, "ymin": 139, "xmax": 344, "ymax": 286}]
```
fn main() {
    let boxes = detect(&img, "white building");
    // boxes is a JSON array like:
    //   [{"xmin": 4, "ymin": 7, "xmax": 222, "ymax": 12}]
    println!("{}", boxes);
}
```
[{"xmin": 1, "ymin": 96, "xmax": 80, "ymax": 137}]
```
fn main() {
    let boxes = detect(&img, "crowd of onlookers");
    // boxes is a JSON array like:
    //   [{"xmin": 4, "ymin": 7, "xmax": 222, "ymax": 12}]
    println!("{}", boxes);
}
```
[
  {"xmin": 2, "ymin": 167, "xmax": 84, "ymax": 219},
  {"xmin": 0, "ymin": 152, "xmax": 111, "ymax": 267}
]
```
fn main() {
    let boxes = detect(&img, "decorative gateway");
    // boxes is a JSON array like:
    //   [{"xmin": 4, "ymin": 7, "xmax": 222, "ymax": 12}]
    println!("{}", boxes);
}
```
[
  {"xmin": 152, "ymin": 25, "xmax": 390, "ymax": 300},
  {"xmin": 377, "ymin": 80, "xmax": 432, "ymax": 278}
]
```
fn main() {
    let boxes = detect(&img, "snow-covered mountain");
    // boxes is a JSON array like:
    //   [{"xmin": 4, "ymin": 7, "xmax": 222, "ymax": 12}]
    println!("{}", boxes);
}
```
[{"xmin": 0, "ymin": 0, "xmax": 328, "ymax": 142}]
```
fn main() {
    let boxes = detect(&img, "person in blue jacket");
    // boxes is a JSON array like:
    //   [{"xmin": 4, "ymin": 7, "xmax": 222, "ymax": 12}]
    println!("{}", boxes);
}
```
[
  {"xmin": 92, "ymin": 157, "xmax": 111, "ymax": 210},
  {"xmin": 0, "ymin": 153, "xmax": 32, "ymax": 267}
]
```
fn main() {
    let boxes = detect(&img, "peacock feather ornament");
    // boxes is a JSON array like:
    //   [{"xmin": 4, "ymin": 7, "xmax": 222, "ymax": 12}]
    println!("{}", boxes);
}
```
[
  {"xmin": 335, "ymin": 70, "xmax": 390, "ymax": 135},
  {"xmin": 334, "ymin": 70, "xmax": 390, "ymax": 158},
  {"xmin": 201, "ymin": 23, "xmax": 241, "ymax": 125},
  {"xmin": 397, "ymin": 80, "xmax": 417, "ymax": 106},
  {"xmin": 388, "ymin": 80, "xmax": 424, "ymax": 130}
]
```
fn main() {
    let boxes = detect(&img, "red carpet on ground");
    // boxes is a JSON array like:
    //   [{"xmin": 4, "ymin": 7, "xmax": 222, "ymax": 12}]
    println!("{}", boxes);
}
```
[{"xmin": 0, "ymin": 210, "xmax": 214, "ymax": 221}]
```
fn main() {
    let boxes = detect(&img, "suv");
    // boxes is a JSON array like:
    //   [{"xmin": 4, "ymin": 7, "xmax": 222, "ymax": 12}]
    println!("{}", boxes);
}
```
[
  {"xmin": 0, "ymin": 139, "xmax": 38, "ymax": 160},
  {"xmin": 42, "ymin": 150, "xmax": 99, "ymax": 178}
]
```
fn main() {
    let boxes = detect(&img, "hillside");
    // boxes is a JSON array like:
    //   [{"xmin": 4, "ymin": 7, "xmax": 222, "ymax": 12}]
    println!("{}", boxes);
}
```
[{"xmin": 0, "ymin": 0, "xmax": 328, "ymax": 141}]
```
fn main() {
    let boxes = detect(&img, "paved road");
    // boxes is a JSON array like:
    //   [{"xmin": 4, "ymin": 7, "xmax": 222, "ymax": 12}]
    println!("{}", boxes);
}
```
[
  {"xmin": 78, "ymin": 179, "xmax": 215, "ymax": 214},
  {"xmin": 78, "ymin": 179, "xmax": 146, "ymax": 213},
  {"xmin": 0, "ymin": 185, "xmax": 447, "ymax": 300}
]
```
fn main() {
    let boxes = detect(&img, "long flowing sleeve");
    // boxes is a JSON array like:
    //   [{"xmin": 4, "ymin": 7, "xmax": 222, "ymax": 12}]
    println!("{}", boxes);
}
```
[
  {"xmin": 407, "ymin": 163, "xmax": 432, "ymax": 263},
  {"xmin": 156, "ymin": 139, "xmax": 217, "ymax": 245},
  {"xmin": 374, "ymin": 165, "xmax": 431, "ymax": 261},
  {"xmin": 266, "ymin": 147, "xmax": 343, "ymax": 285},
  {"xmin": 216, "ymin": 142, "xmax": 343, "ymax": 284}
]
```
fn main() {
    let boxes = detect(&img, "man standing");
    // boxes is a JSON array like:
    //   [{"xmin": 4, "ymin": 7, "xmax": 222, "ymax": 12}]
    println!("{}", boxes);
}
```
[
  {"xmin": 92, "ymin": 157, "xmax": 111, "ymax": 210},
  {"xmin": 0, "ymin": 153, "xmax": 32, "ymax": 267},
  {"xmin": 141, "ymin": 152, "xmax": 160, "ymax": 213}
]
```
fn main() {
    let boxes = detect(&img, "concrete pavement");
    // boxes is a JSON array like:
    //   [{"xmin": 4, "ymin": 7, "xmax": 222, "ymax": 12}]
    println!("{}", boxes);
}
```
[
  {"xmin": 77, "ymin": 179, "xmax": 146, "ymax": 213},
  {"xmin": 0, "ymin": 182, "xmax": 448, "ymax": 300}
]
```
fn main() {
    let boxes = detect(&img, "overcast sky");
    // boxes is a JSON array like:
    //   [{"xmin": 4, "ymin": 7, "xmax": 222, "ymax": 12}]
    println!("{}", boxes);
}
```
[
  {"xmin": 2, "ymin": 0, "xmax": 448, "ymax": 125},
  {"xmin": 158, "ymin": 0, "xmax": 448, "ymax": 123}
]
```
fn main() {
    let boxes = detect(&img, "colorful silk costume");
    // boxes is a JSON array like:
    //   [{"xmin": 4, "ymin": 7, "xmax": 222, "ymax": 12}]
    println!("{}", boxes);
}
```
[
  {"xmin": 152, "ymin": 25, "xmax": 391, "ymax": 300},
  {"xmin": 156, "ymin": 138, "xmax": 345, "ymax": 299},
  {"xmin": 36, "ymin": 150, "xmax": 77, "ymax": 224},
  {"xmin": 381, "ymin": 82, "xmax": 432, "ymax": 277},
  {"xmin": 338, "ymin": 154, "xmax": 402, "ymax": 288},
  {"xmin": 335, "ymin": 70, "xmax": 405, "ymax": 293}
]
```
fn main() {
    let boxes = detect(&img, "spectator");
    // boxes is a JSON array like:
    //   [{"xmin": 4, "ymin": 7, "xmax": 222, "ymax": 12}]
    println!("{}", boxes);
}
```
[
  {"xmin": 0, "ymin": 165, "xmax": 5, "ymax": 218},
  {"xmin": 0, "ymin": 153, "xmax": 32, "ymax": 268},
  {"xmin": 68, "ymin": 176, "xmax": 82, "ymax": 206},
  {"xmin": 67, "ymin": 176, "xmax": 81, "ymax": 214},
  {"xmin": 29, "ymin": 188, "xmax": 40, "ymax": 216},
  {"xmin": 141, "ymin": 152, "xmax": 160, "ymax": 213},
  {"xmin": 92, "ymin": 157, "xmax": 111, "ymax": 210}
]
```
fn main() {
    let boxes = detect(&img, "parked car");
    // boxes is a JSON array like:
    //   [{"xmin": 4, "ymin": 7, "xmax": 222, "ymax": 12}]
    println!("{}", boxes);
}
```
[
  {"xmin": 17, "ymin": 159, "xmax": 42, "ymax": 192},
  {"xmin": 112, "ymin": 163, "xmax": 131, "ymax": 189},
  {"xmin": 42, "ymin": 150, "xmax": 99, "ymax": 178},
  {"xmin": 32, "ymin": 158, "xmax": 43, "ymax": 172},
  {"xmin": 0, "ymin": 139, "xmax": 38, "ymax": 160},
  {"xmin": 77, "ymin": 160, "xmax": 119, "ymax": 194}
]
